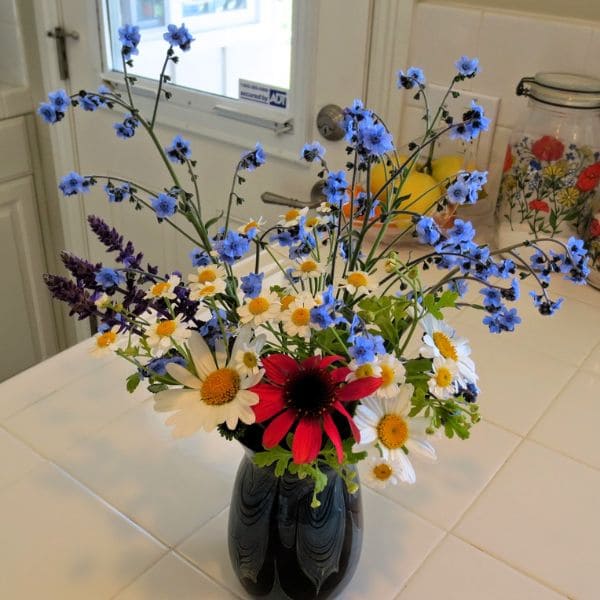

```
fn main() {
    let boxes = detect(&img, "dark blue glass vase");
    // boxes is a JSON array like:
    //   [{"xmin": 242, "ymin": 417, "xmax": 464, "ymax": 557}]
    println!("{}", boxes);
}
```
[{"xmin": 228, "ymin": 449, "xmax": 363, "ymax": 599}]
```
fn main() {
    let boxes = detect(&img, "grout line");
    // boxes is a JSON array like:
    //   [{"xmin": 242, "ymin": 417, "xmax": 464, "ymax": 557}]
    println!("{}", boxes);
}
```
[{"xmin": 108, "ymin": 551, "xmax": 168, "ymax": 600}]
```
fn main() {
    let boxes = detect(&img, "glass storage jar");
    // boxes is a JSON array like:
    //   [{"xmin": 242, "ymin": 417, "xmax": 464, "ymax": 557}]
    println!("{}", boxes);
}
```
[{"xmin": 496, "ymin": 73, "xmax": 600, "ymax": 257}]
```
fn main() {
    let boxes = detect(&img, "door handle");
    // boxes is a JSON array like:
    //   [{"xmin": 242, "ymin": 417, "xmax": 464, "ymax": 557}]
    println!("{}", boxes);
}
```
[
  {"xmin": 317, "ymin": 104, "xmax": 345, "ymax": 141},
  {"xmin": 261, "ymin": 181, "xmax": 326, "ymax": 209},
  {"xmin": 47, "ymin": 27, "xmax": 79, "ymax": 80}
]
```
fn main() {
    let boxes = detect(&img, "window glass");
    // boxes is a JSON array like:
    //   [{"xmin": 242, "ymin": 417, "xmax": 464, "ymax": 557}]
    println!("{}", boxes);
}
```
[{"xmin": 106, "ymin": 0, "xmax": 293, "ymax": 100}]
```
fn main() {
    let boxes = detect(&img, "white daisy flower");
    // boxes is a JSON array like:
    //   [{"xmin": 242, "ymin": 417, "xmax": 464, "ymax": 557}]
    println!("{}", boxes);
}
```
[
  {"xmin": 147, "ymin": 314, "xmax": 191, "ymax": 356},
  {"xmin": 278, "ymin": 206, "xmax": 308, "ymax": 227},
  {"xmin": 279, "ymin": 293, "xmax": 297, "ymax": 312},
  {"xmin": 363, "ymin": 455, "xmax": 404, "ymax": 489},
  {"xmin": 232, "ymin": 329, "xmax": 266, "ymax": 377},
  {"xmin": 420, "ymin": 315, "xmax": 477, "ymax": 385},
  {"xmin": 317, "ymin": 201, "xmax": 334, "ymax": 214},
  {"xmin": 374, "ymin": 354, "xmax": 406, "ymax": 399},
  {"xmin": 188, "ymin": 264, "xmax": 226, "ymax": 288},
  {"xmin": 290, "ymin": 256, "xmax": 327, "ymax": 280},
  {"xmin": 237, "ymin": 216, "xmax": 266, "ymax": 236},
  {"xmin": 354, "ymin": 384, "xmax": 436, "ymax": 483},
  {"xmin": 346, "ymin": 359, "xmax": 382, "ymax": 382},
  {"xmin": 154, "ymin": 328, "xmax": 263, "ymax": 435},
  {"xmin": 280, "ymin": 292, "xmax": 316, "ymax": 339},
  {"xmin": 144, "ymin": 274, "xmax": 181, "ymax": 300},
  {"xmin": 339, "ymin": 270, "xmax": 377, "ymax": 296},
  {"xmin": 304, "ymin": 215, "xmax": 323, "ymax": 230},
  {"xmin": 90, "ymin": 325, "xmax": 128, "ymax": 357},
  {"xmin": 189, "ymin": 278, "xmax": 227, "ymax": 301},
  {"xmin": 428, "ymin": 357, "xmax": 459, "ymax": 399},
  {"xmin": 237, "ymin": 291, "xmax": 280, "ymax": 326},
  {"xmin": 94, "ymin": 293, "xmax": 112, "ymax": 312}
]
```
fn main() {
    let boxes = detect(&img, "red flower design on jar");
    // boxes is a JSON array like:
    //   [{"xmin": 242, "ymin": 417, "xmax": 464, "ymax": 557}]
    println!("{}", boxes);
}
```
[
  {"xmin": 531, "ymin": 136, "xmax": 564, "ymax": 162},
  {"xmin": 528, "ymin": 199, "xmax": 550, "ymax": 213},
  {"xmin": 590, "ymin": 218, "xmax": 600, "ymax": 238},
  {"xmin": 503, "ymin": 145, "xmax": 513, "ymax": 173},
  {"xmin": 576, "ymin": 162, "xmax": 600, "ymax": 192}
]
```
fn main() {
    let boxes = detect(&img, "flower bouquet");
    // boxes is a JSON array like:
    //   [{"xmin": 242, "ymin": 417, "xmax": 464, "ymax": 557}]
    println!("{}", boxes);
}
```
[{"xmin": 40, "ymin": 23, "xmax": 590, "ymax": 600}]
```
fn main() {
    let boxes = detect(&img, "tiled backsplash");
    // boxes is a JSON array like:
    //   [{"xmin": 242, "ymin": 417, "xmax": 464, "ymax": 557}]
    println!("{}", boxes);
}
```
[
  {"xmin": 399, "ymin": 1, "xmax": 600, "ymax": 219},
  {"xmin": 0, "ymin": 0, "xmax": 27, "ymax": 86}
]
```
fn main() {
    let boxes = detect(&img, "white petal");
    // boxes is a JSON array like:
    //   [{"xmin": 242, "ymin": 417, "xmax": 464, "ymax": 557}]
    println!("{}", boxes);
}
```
[
  {"xmin": 165, "ymin": 406, "xmax": 206, "ymax": 437},
  {"xmin": 407, "ymin": 437, "xmax": 437, "ymax": 461},
  {"xmin": 237, "ymin": 389, "xmax": 260, "ymax": 406},
  {"xmin": 240, "ymin": 369, "xmax": 264, "ymax": 389},
  {"xmin": 154, "ymin": 389, "xmax": 199, "ymax": 413},
  {"xmin": 236, "ymin": 402, "xmax": 257, "ymax": 425},
  {"xmin": 230, "ymin": 326, "xmax": 251, "ymax": 357},
  {"xmin": 356, "ymin": 426, "xmax": 377, "ymax": 444},
  {"xmin": 188, "ymin": 331, "xmax": 216, "ymax": 378},
  {"xmin": 396, "ymin": 452, "xmax": 416, "ymax": 484},
  {"xmin": 166, "ymin": 363, "xmax": 202, "ymax": 389}
]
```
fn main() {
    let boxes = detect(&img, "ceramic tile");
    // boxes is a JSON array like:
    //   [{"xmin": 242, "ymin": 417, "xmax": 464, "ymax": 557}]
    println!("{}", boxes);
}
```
[
  {"xmin": 61, "ymin": 400, "xmax": 242, "ymax": 546},
  {"xmin": 397, "ymin": 534, "xmax": 566, "ymax": 600},
  {"xmin": 115, "ymin": 552, "xmax": 236, "ymax": 599},
  {"xmin": 362, "ymin": 421, "xmax": 519, "ymax": 530},
  {"xmin": 530, "ymin": 371, "xmax": 600, "ymax": 468},
  {"xmin": 455, "ymin": 441, "xmax": 600, "ymax": 599},
  {"xmin": 546, "ymin": 275, "xmax": 600, "ymax": 308},
  {"xmin": 4, "ymin": 358, "xmax": 148, "ymax": 463},
  {"xmin": 581, "ymin": 340, "xmax": 600, "ymax": 376},
  {"xmin": 179, "ymin": 489, "xmax": 444, "ymax": 600},
  {"xmin": 0, "ymin": 340, "xmax": 114, "ymax": 420},
  {"xmin": 476, "ymin": 13, "xmax": 592, "ymax": 127},
  {"xmin": 408, "ymin": 3, "xmax": 481, "ymax": 88},
  {"xmin": 0, "ymin": 426, "xmax": 45, "ymax": 490},
  {"xmin": 0, "ymin": 463, "xmax": 165, "ymax": 599}
]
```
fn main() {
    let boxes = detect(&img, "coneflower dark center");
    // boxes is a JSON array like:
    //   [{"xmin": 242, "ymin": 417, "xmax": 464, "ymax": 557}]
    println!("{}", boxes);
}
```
[{"xmin": 283, "ymin": 367, "xmax": 336, "ymax": 417}]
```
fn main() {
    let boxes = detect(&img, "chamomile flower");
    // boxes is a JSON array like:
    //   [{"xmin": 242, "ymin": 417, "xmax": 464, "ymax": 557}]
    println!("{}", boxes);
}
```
[
  {"xmin": 154, "ymin": 328, "xmax": 263, "ymax": 434},
  {"xmin": 278, "ymin": 206, "xmax": 308, "ymax": 227},
  {"xmin": 189, "ymin": 278, "xmax": 227, "ymax": 300},
  {"xmin": 354, "ymin": 384, "xmax": 436, "ymax": 482},
  {"xmin": 363, "ymin": 455, "xmax": 404, "ymax": 489},
  {"xmin": 279, "ymin": 293, "xmax": 297, "ymax": 312},
  {"xmin": 237, "ymin": 291, "xmax": 280, "ymax": 326},
  {"xmin": 94, "ymin": 293, "xmax": 112, "ymax": 312},
  {"xmin": 237, "ymin": 216, "xmax": 266, "ymax": 237},
  {"xmin": 232, "ymin": 329, "xmax": 266, "ymax": 377},
  {"xmin": 304, "ymin": 214, "xmax": 323, "ymax": 230},
  {"xmin": 281, "ymin": 292, "xmax": 317, "ymax": 339},
  {"xmin": 144, "ymin": 274, "xmax": 181, "ymax": 300},
  {"xmin": 90, "ymin": 325, "xmax": 128, "ymax": 357},
  {"xmin": 374, "ymin": 354, "xmax": 406, "ymax": 398},
  {"xmin": 428, "ymin": 357, "xmax": 459, "ymax": 399},
  {"xmin": 188, "ymin": 264, "xmax": 227, "ymax": 300},
  {"xmin": 290, "ymin": 255, "xmax": 328, "ymax": 280},
  {"xmin": 419, "ymin": 315, "xmax": 477, "ymax": 385},
  {"xmin": 346, "ymin": 359, "xmax": 383, "ymax": 382},
  {"xmin": 340, "ymin": 270, "xmax": 377, "ymax": 296},
  {"xmin": 317, "ymin": 201, "xmax": 334, "ymax": 214},
  {"xmin": 147, "ymin": 314, "xmax": 191, "ymax": 356}
]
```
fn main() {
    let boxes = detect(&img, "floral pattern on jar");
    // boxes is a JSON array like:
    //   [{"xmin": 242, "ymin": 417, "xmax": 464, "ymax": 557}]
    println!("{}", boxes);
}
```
[{"xmin": 497, "ymin": 135, "xmax": 600, "ymax": 238}]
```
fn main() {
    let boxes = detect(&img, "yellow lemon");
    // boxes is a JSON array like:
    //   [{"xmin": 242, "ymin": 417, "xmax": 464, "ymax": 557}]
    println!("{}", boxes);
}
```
[
  {"xmin": 369, "ymin": 154, "xmax": 409, "ymax": 202},
  {"xmin": 393, "ymin": 171, "xmax": 441, "ymax": 228},
  {"xmin": 430, "ymin": 154, "xmax": 464, "ymax": 184}
]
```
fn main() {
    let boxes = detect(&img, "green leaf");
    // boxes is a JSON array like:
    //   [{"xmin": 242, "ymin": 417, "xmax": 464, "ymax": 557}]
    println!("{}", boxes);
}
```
[
  {"xmin": 253, "ymin": 445, "xmax": 292, "ymax": 477},
  {"xmin": 148, "ymin": 383, "xmax": 168, "ymax": 393},
  {"xmin": 126, "ymin": 373, "xmax": 140, "ymax": 393}
]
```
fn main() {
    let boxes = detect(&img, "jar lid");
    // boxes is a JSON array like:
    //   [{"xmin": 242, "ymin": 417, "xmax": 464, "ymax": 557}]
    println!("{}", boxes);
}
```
[{"xmin": 516, "ymin": 72, "xmax": 600, "ymax": 109}]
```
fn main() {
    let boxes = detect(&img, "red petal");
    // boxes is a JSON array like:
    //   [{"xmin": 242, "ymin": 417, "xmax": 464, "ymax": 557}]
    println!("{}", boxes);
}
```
[
  {"xmin": 333, "ymin": 401, "xmax": 360, "ymax": 443},
  {"xmin": 292, "ymin": 418, "xmax": 323, "ymax": 464},
  {"xmin": 336, "ymin": 377, "xmax": 382, "ymax": 402},
  {"xmin": 251, "ymin": 385, "xmax": 286, "ymax": 422},
  {"xmin": 323, "ymin": 413, "xmax": 344, "ymax": 463},
  {"xmin": 263, "ymin": 410, "xmax": 296, "ymax": 448},
  {"xmin": 262, "ymin": 354, "xmax": 299, "ymax": 385},
  {"xmin": 330, "ymin": 367, "xmax": 350, "ymax": 384},
  {"xmin": 301, "ymin": 354, "xmax": 344, "ymax": 372}
]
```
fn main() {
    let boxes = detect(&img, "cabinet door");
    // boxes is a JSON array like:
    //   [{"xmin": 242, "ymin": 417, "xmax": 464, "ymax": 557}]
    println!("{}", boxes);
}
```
[{"xmin": 0, "ymin": 176, "xmax": 58, "ymax": 381}]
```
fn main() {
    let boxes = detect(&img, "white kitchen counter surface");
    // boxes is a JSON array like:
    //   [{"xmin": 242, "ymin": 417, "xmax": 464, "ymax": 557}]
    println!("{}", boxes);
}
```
[{"xmin": 1, "ymin": 275, "xmax": 599, "ymax": 599}]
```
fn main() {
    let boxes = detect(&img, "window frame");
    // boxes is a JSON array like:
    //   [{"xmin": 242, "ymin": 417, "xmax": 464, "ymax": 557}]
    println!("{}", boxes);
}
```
[{"xmin": 97, "ymin": 0, "xmax": 317, "ymax": 163}]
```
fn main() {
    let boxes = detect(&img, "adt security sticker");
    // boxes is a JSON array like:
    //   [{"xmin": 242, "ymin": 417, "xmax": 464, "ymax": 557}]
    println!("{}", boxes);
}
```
[{"xmin": 239, "ymin": 79, "xmax": 288, "ymax": 109}]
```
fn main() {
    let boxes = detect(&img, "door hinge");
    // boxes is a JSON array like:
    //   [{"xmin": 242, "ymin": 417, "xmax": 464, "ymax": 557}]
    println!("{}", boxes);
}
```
[{"xmin": 47, "ymin": 27, "xmax": 79, "ymax": 81}]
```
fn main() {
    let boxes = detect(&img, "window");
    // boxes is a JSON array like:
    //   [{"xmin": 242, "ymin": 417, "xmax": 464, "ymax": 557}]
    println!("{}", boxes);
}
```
[{"xmin": 105, "ymin": 0, "xmax": 293, "ymax": 99}]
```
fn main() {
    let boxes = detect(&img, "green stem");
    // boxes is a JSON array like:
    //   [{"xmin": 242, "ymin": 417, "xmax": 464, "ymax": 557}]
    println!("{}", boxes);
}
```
[{"xmin": 150, "ymin": 50, "xmax": 172, "ymax": 129}]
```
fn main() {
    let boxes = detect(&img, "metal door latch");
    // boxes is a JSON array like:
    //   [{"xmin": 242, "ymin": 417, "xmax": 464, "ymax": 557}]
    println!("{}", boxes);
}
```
[
  {"xmin": 47, "ymin": 27, "xmax": 79, "ymax": 80},
  {"xmin": 317, "ymin": 104, "xmax": 346, "ymax": 141},
  {"xmin": 261, "ymin": 182, "xmax": 327, "ymax": 209}
]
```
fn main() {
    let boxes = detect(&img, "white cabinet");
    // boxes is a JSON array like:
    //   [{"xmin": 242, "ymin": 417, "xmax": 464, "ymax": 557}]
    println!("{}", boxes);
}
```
[{"xmin": 0, "ymin": 115, "xmax": 58, "ymax": 382}]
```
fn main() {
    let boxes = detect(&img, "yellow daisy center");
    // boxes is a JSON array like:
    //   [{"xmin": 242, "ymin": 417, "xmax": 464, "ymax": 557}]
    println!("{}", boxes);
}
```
[
  {"xmin": 306, "ymin": 216, "xmax": 320, "ymax": 228},
  {"xmin": 242, "ymin": 351, "xmax": 258, "ymax": 369},
  {"xmin": 249, "ymin": 297, "xmax": 270, "ymax": 315},
  {"xmin": 347, "ymin": 272, "xmax": 368, "ymax": 288},
  {"xmin": 198, "ymin": 285, "xmax": 216, "ymax": 297},
  {"xmin": 97, "ymin": 331, "xmax": 117, "ymax": 348},
  {"xmin": 243, "ymin": 220, "xmax": 258, "ymax": 233},
  {"xmin": 372, "ymin": 463, "xmax": 393, "ymax": 481},
  {"xmin": 280, "ymin": 295, "xmax": 296, "ymax": 311},
  {"xmin": 435, "ymin": 367, "xmax": 453, "ymax": 387},
  {"xmin": 432, "ymin": 331, "xmax": 458, "ymax": 361},
  {"xmin": 201, "ymin": 368, "xmax": 240, "ymax": 406},
  {"xmin": 197, "ymin": 269, "xmax": 217, "ymax": 283},
  {"xmin": 285, "ymin": 208, "xmax": 300, "ymax": 222},
  {"xmin": 156, "ymin": 320, "xmax": 177, "ymax": 337},
  {"xmin": 151, "ymin": 281, "xmax": 170, "ymax": 296},
  {"xmin": 355, "ymin": 364, "xmax": 375, "ymax": 378},
  {"xmin": 300, "ymin": 260, "xmax": 318, "ymax": 273},
  {"xmin": 291, "ymin": 307, "xmax": 310, "ymax": 326},
  {"xmin": 380, "ymin": 364, "xmax": 395, "ymax": 387},
  {"xmin": 377, "ymin": 414, "xmax": 409, "ymax": 449}
]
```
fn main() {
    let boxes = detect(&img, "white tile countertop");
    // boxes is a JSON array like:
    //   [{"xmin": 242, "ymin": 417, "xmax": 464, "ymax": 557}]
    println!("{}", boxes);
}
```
[{"xmin": 1, "ymin": 275, "xmax": 599, "ymax": 599}]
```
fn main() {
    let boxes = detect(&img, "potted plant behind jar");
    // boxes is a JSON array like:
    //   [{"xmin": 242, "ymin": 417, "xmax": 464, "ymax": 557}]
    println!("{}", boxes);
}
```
[{"xmin": 39, "ymin": 23, "xmax": 590, "ymax": 600}]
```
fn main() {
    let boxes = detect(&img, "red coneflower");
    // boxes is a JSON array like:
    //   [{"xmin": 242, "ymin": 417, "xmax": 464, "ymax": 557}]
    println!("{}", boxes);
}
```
[{"xmin": 251, "ymin": 354, "xmax": 381, "ymax": 464}]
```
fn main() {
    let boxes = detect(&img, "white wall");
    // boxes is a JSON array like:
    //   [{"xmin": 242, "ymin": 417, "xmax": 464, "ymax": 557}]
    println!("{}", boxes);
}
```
[
  {"xmin": 0, "ymin": 0, "xmax": 28, "ymax": 85},
  {"xmin": 398, "ymin": 1, "xmax": 600, "ymax": 216}
]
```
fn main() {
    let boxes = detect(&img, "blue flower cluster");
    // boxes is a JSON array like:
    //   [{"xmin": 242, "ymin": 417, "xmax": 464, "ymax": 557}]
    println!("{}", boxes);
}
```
[
  {"xmin": 104, "ymin": 182, "xmax": 131, "ymax": 203},
  {"xmin": 143, "ymin": 355, "xmax": 187, "ymax": 377},
  {"xmin": 450, "ymin": 100, "xmax": 490, "ymax": 141},
  {"xmin": 114, "ymin": 114, "xmax": 140, "ymax": 139},
  {"xmin": 343, "ymin": 99, "xmax": 394, "ymax": 160},
  {"xmin": 59, "ymin": 171, "xmax": 92, "ymax": 196},
  {"xmin": 212, "ymin": 230, "xmax": 251, "ymax": 265},
  {"xmin": 199, "ymin": 309, "xmax": 231, "ymax": 349},
  {"xmin": 189, "ymin": 247, "xmax": 211, "ymax": 267},
  {"xmin": 166, "ymin": 135, "xmax": 192, "ymax": 164},
  {"xmin": 152, "ymin": 193, "xmax": 178, "ymax": 219},
  {"xmin": 310, "ymin": 286, "xmax": 346, "ymax": 329},
  {"xmin": 455, "ymin": 56, "xmax": 479, "ymax": 78},
  {"xmin": 446, "ymin": 170, "xmax": 487, "ymax": 205},
  {"xmin": 397, "ymin": 67, "xmax": 426, "ymax": 89},
  {"xmin": 37, "ymin": 89, "xmax": 71, "ymax": 124},
  {"xmin": 240, "ymin": 272, "xmax": 264, "ymax": 299},
  {"xmin": 301, "ymin": 142, "xmax": 326, "ymax": 163},
  {"xmin": 239, "ymin": 143, "xmax": 266, "ymax": 172},
  {"xmin": 271, "ymin": 218, "xmax": 317, "ymax": 260},
  {"xmin": 78, "ymin": 86, "xmax": 111, "ymax": 112},
  {"xmin": 118, "ymin": 24, "xmax": 141, "ymax": 57},
  {"xmin": 323, "ymin": 170, "xmax": 347, "ymax": 204},
  {"xmin": 95, "ymin": 267, "xmax": 125, "ymax": 289},
  {"xmin": 529, "ymin": 237, "xmax": 590, "ymax": 288},
  {"xmin": 348, "ymin": 333, "xmax": 386, "ymax": 364},
  {"xmin": 163, "ymin": 24, "xmax": 194, "ymax": 51}
]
